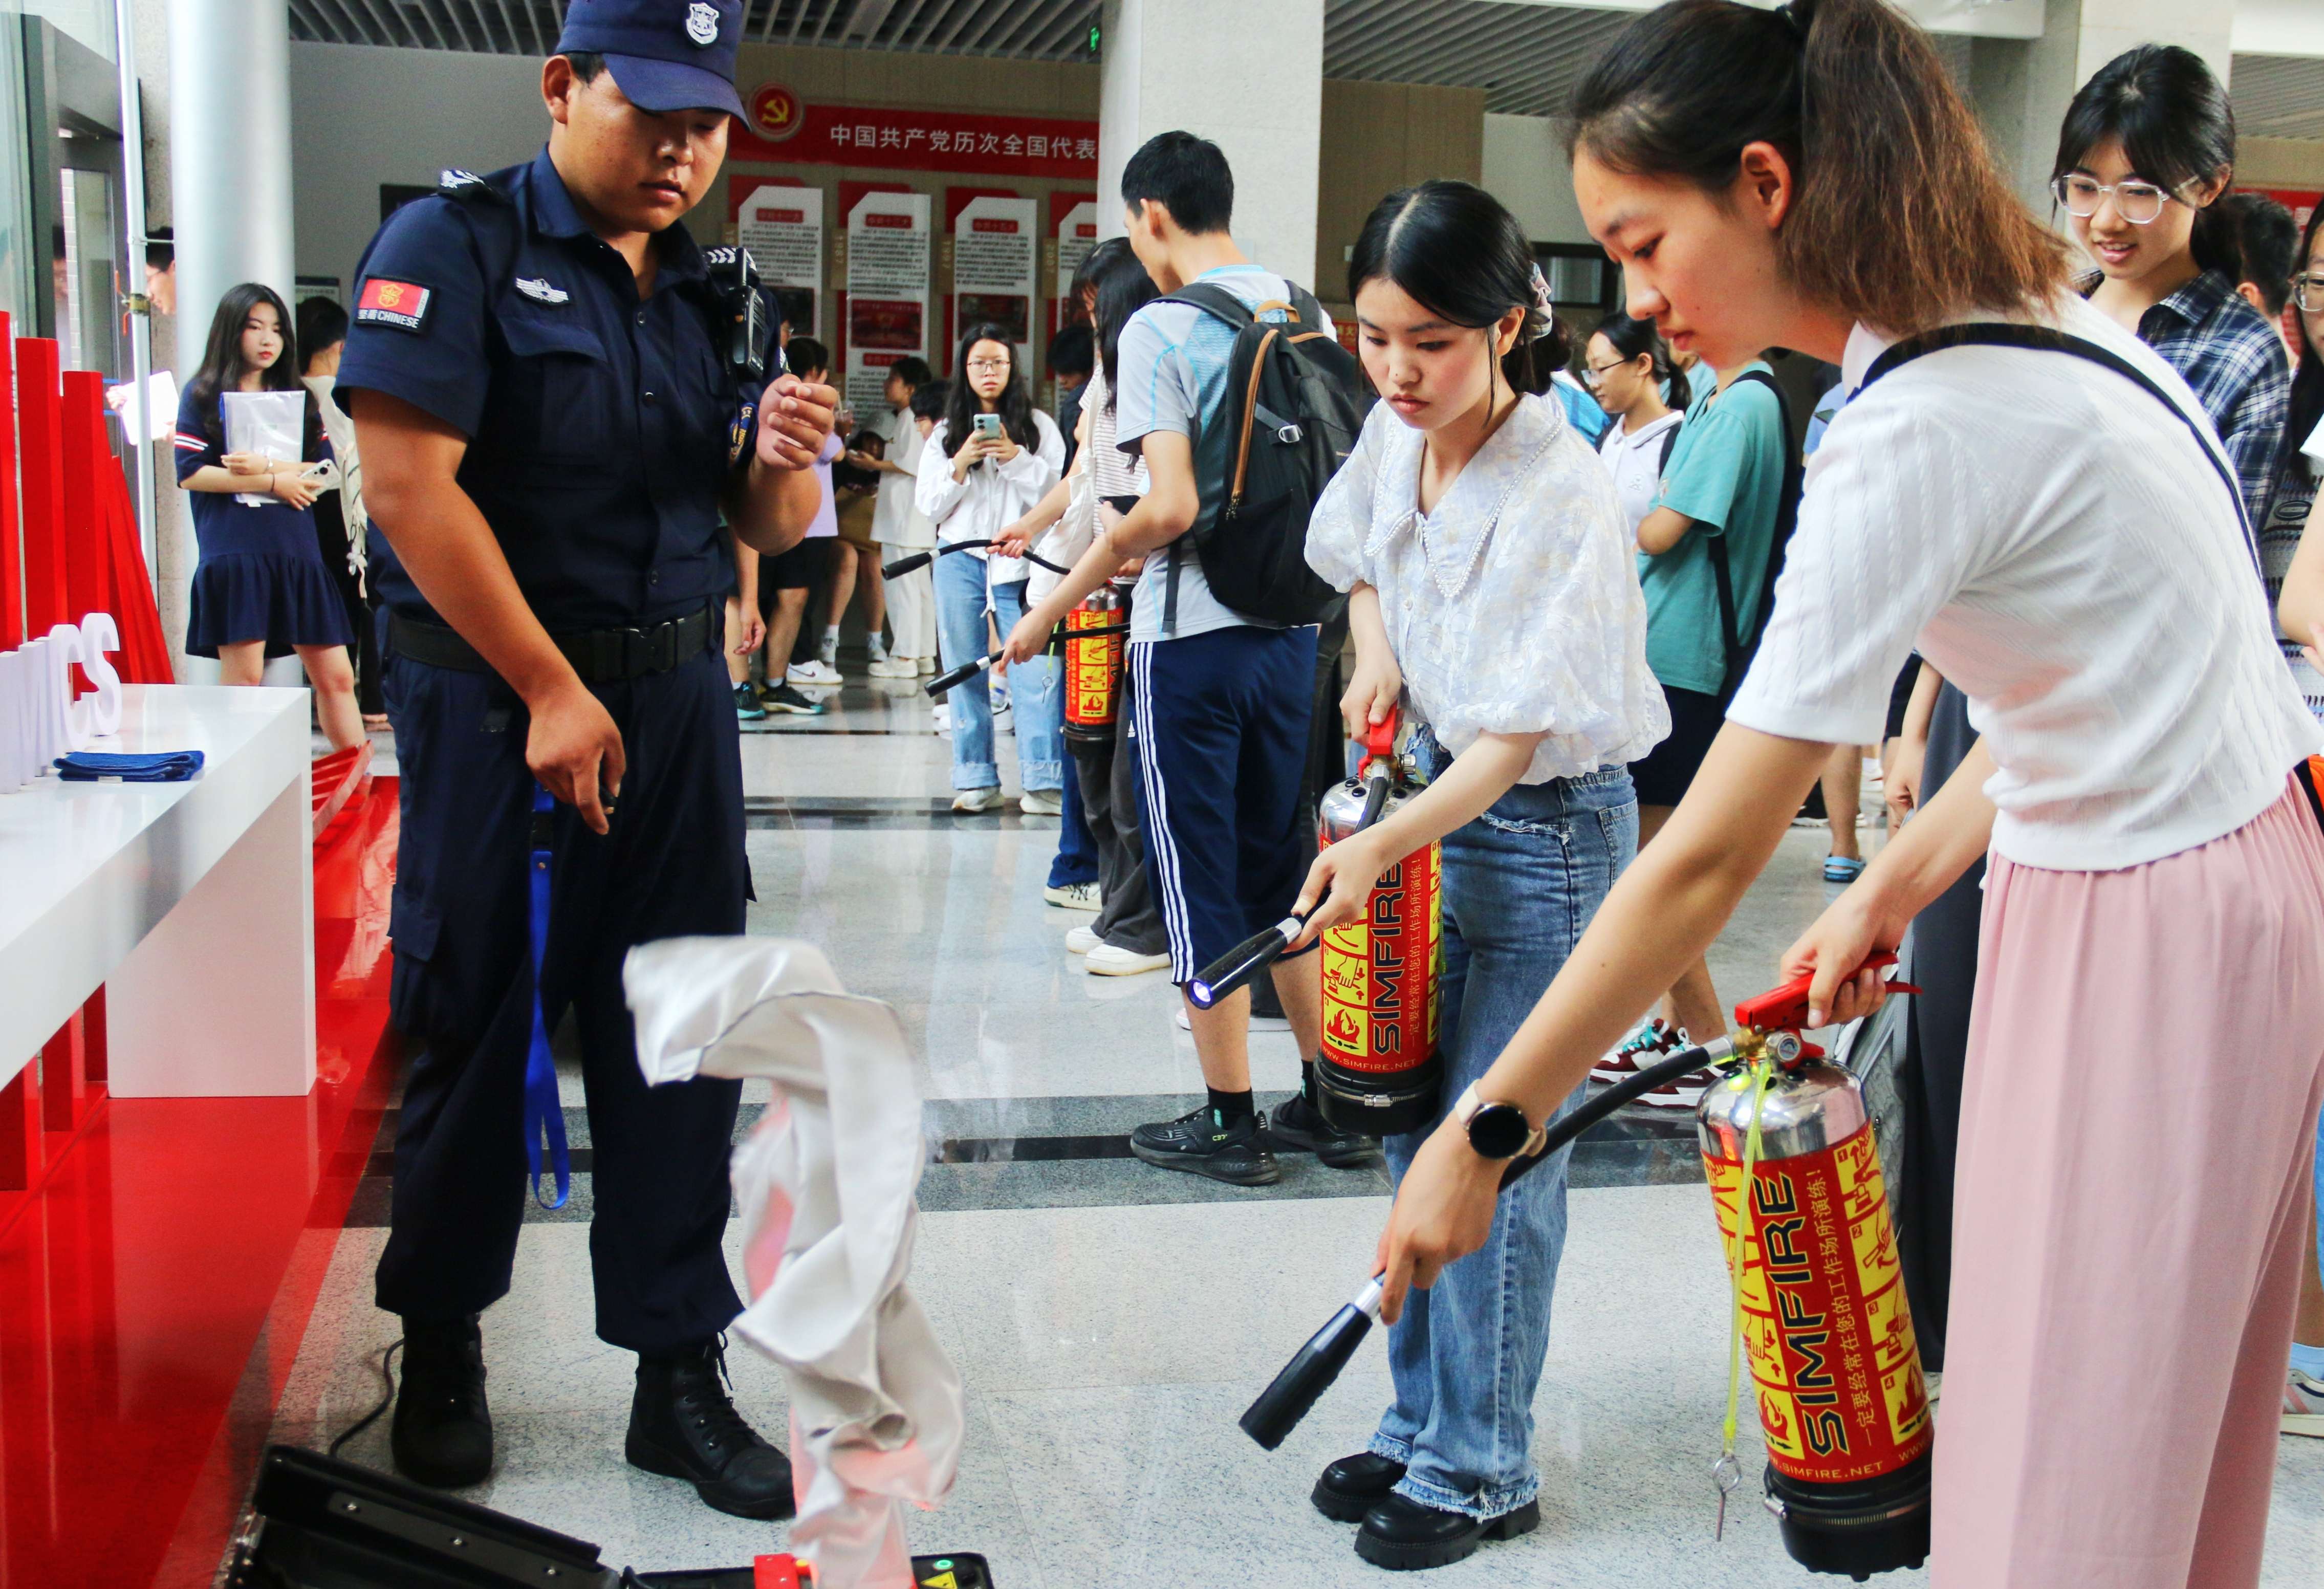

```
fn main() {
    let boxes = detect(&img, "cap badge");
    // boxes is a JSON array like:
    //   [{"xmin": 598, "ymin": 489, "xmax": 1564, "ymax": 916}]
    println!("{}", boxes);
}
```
[{"xmin": 686, "ymin": 3, "xmax": 720, "ymax": 46}]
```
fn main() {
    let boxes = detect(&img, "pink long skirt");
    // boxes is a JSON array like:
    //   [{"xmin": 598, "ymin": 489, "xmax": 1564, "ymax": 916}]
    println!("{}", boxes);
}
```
[{"xmin": 1932, "ymin": 779, "xmax": 2324, "ymax": 1588}]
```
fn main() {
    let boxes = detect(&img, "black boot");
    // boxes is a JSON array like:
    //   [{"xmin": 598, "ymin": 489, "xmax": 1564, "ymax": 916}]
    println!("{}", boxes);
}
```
[
  {"xmin": 390, "ymin": 1314, "xmax": 492, "ymax": 1488},
  {"xmin": 1266, "ymin": 1088, "xmax": 1384, "ymax": 1170},
  {"xmin": 625, "ymin": 1338, "xmax": 796, "ymax": 1520},
  {"xmin": 1312, "ymin": 1451, "xmax": 1406, "ymax": 1522},
  {"xmin": 1355, "ymin": 1492, "xmax": 1541, "ymax": 1571}
]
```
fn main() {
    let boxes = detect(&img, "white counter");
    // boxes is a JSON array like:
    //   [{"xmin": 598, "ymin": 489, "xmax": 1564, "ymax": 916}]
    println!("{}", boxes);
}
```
[{"xmin": 0, "ymin": 684, "xmax": 314, "ymax": 1097}]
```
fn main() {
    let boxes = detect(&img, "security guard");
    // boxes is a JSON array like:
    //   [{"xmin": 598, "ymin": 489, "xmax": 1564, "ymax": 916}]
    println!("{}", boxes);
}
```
[{"xmin": 337, "ymin": 0, "xmax": 835, "ymax": 1518}]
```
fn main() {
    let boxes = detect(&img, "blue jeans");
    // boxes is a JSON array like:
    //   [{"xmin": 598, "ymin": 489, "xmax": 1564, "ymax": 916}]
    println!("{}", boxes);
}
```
[
  {"xmin": 1049, "ymin": 769, "xmax": 1100, "ymax": 887},
  {"xmin": 933, "ymin": 557, "xmax": 1062, "ymax": 793},
  {"xmin": 1371, "ymin": 758, "xmax": 1638, "ymax": 1518}
]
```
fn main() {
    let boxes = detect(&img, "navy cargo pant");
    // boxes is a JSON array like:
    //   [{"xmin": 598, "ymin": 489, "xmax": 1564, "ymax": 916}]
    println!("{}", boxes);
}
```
[{"xmin": 374, "ymin": 642, "xmax": 747, "ymax": 1354}]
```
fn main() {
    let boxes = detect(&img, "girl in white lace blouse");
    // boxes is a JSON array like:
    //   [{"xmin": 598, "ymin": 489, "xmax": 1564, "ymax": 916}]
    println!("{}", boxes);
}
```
[{"xmin": 1284, "ymin": 181, "xmax": 1666, "ymax": 1573}]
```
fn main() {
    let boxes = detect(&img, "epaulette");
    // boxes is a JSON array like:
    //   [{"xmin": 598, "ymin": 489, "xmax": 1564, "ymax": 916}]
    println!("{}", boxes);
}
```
[{"xmin": 437, "ymin": 168, "xmax": 508, "ymax": 205}]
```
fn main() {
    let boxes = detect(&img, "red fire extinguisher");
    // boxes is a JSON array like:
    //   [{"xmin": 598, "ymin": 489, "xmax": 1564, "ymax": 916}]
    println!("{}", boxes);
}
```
[
  {"xmin": 1311, "ymin": 711, "xmax": 1443, "ymax": 1137},
  {"xmin": 1060, "ymin": 583, "xmax": 1126, "ymax": 744},
  {"xmin": 1242, "ymin": 954, "xmax": 1931, "ymax": 1581}
]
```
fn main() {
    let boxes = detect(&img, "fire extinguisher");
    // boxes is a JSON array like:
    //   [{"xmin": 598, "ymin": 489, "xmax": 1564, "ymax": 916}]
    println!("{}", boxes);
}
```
[
  {"xmin": 1060, "ymin": 583, "xmax": 1126, "ymax": 744},
  {"xmin": 1311, "ymin": 712, "xmax": 1443, "ymax": 1137},
  {"xmin": 1239, "ymin": 954, "xmax": 1932, "ymax": 1582}
]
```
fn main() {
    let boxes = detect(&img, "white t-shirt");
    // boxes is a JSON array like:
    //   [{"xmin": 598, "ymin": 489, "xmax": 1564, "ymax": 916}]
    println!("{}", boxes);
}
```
[
  {"xmin": 1728, "ymin": 294, "xmax": 2320, "ymax": 872},
  {"xmin": 1595, "ymin": 408, "xmax": 1683, "ymax": 534},
  {"xmin": 1113, "ymin": 264, "xmax": 1330, "ymax": 642},
  {"xmin": 1308, "ymin": 394, "xmax": 1668, "ymax": 782},
  {"xmin": 870, "ymin": 409, "xmax": 935, "ymax": 549}
]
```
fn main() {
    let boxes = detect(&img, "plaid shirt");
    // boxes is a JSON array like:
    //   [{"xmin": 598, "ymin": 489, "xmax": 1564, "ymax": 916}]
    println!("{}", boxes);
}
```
[{"xmin": 2135, "ymin": 268, "xmax": 2291, "ymax": 532}]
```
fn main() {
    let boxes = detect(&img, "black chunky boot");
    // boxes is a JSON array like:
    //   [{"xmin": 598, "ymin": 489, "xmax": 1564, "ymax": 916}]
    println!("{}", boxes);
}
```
[
  {"xmin": 1312, "ymin": 1451, "xmax": 1406, "ymax": 1521},
  {"xmin": 625, "ymin": 1338, "xmax": 796, "ymax": 1520},
  {"xmin": 390, "ymin": 1314, "xmax": 493, "ymax": 1488},
  {"xmin": 1355, "ymin": 1491, "xmax": 1541, "ymax": 1571}
]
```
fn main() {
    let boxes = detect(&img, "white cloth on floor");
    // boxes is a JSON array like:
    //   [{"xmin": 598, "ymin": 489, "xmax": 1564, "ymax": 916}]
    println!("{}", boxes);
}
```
[{"xmin": 626, "ymin": 937, "xmax": 963, "ymax": 1589}]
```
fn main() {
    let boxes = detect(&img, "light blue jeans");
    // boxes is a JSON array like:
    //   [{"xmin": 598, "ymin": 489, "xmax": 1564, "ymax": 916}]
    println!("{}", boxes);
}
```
[
  {"xmin": 933, "ymin": 554, "xmax": 1062, "ymax": 793},
  {"xmin": 1371, "ymin": 754, "xmax": 1638, "ymax": 1519}
]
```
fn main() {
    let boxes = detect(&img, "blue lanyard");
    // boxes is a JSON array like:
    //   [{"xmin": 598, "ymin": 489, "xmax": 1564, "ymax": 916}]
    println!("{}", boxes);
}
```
[{"xmin": 526, "ymin": 785, "xmax": 571, "ymax": 1209}]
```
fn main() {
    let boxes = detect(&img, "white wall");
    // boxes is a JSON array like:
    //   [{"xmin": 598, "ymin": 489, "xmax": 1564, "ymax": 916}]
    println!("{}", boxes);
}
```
[
  {"xmin": 289, "ymin": 42, "xmax": 548, "ymax": 291},
  {"xmin": 1481, "ymin": 112, "xmax": 1591, "ymax": 246}
]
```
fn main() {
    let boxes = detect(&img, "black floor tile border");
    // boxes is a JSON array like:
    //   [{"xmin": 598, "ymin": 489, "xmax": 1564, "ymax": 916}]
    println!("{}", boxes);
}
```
[{"xmin": 346, "ymin": 1092, "xmax": 1705, "ymax": 1223}]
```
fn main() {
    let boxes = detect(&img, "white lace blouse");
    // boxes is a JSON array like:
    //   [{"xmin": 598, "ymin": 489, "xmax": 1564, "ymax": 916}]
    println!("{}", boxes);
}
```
[{"xmin": 1307, "ymin": 393, "xmax": 1669, "ymax": 784}]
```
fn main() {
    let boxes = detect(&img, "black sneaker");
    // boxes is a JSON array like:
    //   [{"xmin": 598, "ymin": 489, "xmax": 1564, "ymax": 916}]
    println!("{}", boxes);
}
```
[
  {"xmin": 1355, "ymin": 1491, "xmax": 1541, "ymax": 1572},
  {"xmin": 1128, "ymin": 1104, "xmax": 1280, "ymax": 1186},
  {"xmin": 762, "ymin": 683, "xmax": 825, "ymax": 715},
  {"xmin": 733, "ymin": 682, "xmax": 767, "ymax": 721},
  {"xmin": 625, "ymin": 1338, "xmax": 795, "ymax": 1520},
  {"xmin": 390, "ymin": 1314, "xmax": 492, "ymax": 1488},
  {"xmin": 1314, "ymin": 1451, "xmax": 1406, "ymax": 1522},
  {"xmin": 1266, "ymin": 1090, "xmax": 1384, "ymax": 1169}
]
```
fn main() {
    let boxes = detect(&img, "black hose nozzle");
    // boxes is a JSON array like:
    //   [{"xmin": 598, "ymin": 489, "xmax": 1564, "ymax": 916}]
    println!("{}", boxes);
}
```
[
  {"xmin": 1239, "ymin": 1036, "xmax": 1737, "ymax": 1449},
  {"xmin": 925, "ymin": 654, "xmax": 992, "ymax": 697},
  {"xmin": 880, "ymin": 549, "xmax": 937, "ymax": 579},
  {"xmin": 1189, "ymin": 911, "xmax": 1310, "ymax": 1009},
  {"xmin": 1239, "ymin": 1276, "xmax": 1384, "ymax": 1450}
]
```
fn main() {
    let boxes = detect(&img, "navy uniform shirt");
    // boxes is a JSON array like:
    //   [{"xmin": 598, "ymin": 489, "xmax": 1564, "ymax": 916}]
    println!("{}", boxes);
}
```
[{"xmin": 338, "ymin": 148, "xmax": 765, "ymax": 631}]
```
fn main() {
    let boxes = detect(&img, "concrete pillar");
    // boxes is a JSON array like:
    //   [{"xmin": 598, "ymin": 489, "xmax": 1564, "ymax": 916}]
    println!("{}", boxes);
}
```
[
  {"xmin": 167, "ymin": 0, "xmax": 293, "ymax": 385},
  {"xmin": 1097, "ymin": 0, "xmax": 1323, "ymax": 293}
]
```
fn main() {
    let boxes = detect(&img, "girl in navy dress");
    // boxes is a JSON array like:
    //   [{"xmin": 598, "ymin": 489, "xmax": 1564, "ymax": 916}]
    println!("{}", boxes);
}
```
[{"xmin": 176, "ymin": 282, "xmax": 363, "ymax": 749}]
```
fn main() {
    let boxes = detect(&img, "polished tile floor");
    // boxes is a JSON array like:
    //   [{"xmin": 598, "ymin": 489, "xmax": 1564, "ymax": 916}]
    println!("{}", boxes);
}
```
[{"xmin": 295, "ymin": 668, "xmax": 2324, "ymax": 1585}]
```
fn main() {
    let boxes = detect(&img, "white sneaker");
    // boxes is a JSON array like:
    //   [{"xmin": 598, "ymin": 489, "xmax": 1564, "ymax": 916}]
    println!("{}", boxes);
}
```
[
  {"xmin": 867, "ymin": 637, "xmax": 890, "ymax": 663},
  {"xmin": 1021, "ymin": 789, "xmax": 1065, "ymax": 817},
  {"xmin": 1088, "ymin": 943, "xmax": 1172, "ymax": 976},
  {"xmin": 1065, "ymin": 924, "xmax": 1101, "ymax": 954},
  {"xmin": 932, "ymin": 704, "xmax": 950, "ymax": 734},
  {"xmin": 950, "ymin": 786, "xmax": 1003, "ymax": 814},
  {"xmin": 991, "ymin": 685, "xmax": 1012, "ymax": 717},
  {"xmin": 918, "ymin": 654, "xmax": 935, "ymax": 674},
  {"xmin": 867, "ymin": 658, "xmax": 918, "ymax": 679},
  {"xmin": 2287, "ymin": 1368, "xmax": 2324, "ymax": 1437},
  {"xmin": 1044, "ymin": 879, "xmax": 1100, "ymax": 909},
  {"xmin": 1173, "ymin": 1006, "xmax": 1291, "ymax": 1033},
  {"xmin": 787, "ymin": 659, "xmax": 842, "ymax": 686}
]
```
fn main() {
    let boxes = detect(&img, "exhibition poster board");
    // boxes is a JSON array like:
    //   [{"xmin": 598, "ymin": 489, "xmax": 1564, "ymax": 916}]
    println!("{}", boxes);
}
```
[
  {"xmin": 1053, "ymin": 194, "xmax": 1097, "ymax": 328},
  {"xmin": 949, "ymin": 193, "xmax": 1038, "ymax": 379},
  {"xmin": 843, "ymin": 188, "xmax": 931, "ymax": 417},
  {"xmin": 733, "ymin": 182, "xmax": 825, "ymax": 340}
]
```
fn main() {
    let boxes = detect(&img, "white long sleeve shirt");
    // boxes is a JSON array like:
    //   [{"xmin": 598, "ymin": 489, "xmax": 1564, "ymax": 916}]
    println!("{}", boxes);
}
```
[{"xmin": 912, "ymin": 410, "xmax": 1065, "ymax": 587}]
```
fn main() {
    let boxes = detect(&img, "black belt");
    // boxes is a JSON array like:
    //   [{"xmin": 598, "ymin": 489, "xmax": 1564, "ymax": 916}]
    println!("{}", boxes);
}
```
[{"xmin": 388, "ymin": 605, "xmax": 716, "ymax": 684}]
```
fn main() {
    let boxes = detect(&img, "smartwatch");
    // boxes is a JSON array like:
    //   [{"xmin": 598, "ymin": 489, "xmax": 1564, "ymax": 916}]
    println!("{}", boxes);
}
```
[{"xmin": 1452, "ymin": 1084, "xmax": 1545, "ymax": 1161}]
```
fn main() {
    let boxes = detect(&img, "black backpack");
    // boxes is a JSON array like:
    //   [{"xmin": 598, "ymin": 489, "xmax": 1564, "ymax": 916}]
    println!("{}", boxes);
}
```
[
  {"xmin": 1155, "ymin": 281, "xmax": 1374, "ymax": 627},
  {"xmin": 1705, "ymin": 368, "xmax": 1801, "ymax": 703}
]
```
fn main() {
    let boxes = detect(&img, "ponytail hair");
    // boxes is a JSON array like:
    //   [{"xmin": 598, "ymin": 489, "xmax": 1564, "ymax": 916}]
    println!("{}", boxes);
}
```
[
  {"xmin": 1570, "ymin": 0, "xmax": 2067, "ymax": 333},
  {"xmin": 1348, "ymin": 179, "xmax": 1570, "ymax": 398},
  {"xmin": 1593, "ymin": 309, "xmax": 1689, "ymax": 411},
  {"xmin": 2053, "ymin": 44, "xmax": 2238, "ymax": 277}
]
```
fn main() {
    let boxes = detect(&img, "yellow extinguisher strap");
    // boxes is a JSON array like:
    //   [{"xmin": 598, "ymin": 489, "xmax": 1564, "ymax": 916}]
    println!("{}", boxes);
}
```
[{"xmin": 1715, "ymin": 1051, "xmax": 1778, "ymax": 1517}]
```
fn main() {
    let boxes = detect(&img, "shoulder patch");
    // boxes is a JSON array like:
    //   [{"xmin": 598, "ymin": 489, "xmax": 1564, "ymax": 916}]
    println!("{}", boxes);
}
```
[
  {"xmin": 437, "ymin": 168, "xmax": 507, "ymax": 206},
  {"xmin": 355, "ymin": 277, "xmax": 433, "ymax": 334}
]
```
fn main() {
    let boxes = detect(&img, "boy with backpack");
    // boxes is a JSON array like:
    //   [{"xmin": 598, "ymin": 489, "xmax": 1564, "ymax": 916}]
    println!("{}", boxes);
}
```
[{"xmin": 1002, "ymin": 130, "xmax": 1375, "ymax": 1185}]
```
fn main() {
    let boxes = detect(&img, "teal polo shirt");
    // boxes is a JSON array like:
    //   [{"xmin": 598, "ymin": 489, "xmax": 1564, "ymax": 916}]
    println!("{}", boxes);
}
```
[{"xmin": 1636, "ymin": 362, "xmax": 1788, "ymax": 695}]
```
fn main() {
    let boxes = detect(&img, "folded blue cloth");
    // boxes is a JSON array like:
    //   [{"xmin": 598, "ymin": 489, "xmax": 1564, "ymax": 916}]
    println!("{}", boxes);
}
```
[{"xmin": 53, "ymin": 750, "xmax": 206, "ymax": 782}]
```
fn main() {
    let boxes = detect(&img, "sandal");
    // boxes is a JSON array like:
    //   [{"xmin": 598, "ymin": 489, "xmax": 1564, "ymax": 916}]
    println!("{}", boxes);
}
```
[{"xmin": 1823, "ymin": 855, "xmax": 1866, "ymax": 883}]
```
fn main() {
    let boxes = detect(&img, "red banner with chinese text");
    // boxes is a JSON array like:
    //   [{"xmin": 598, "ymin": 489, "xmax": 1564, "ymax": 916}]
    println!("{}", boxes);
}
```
[{"xmin": 731, "ymin": 92, "xmax": 1099, "ymax": 179}]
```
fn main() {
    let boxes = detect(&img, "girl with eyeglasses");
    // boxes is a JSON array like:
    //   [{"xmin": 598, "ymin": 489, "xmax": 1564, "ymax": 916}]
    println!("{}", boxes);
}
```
[
  {"xmin": 914, "ymin": 322, "xmax": 1067, "ymax": 813},
  {"xmin": 1373, "ymin": 2, "xmax": 2324, "ymax": 1582},
  {"xmin": 1583, "ymin": 309, "xmax": 1687, "ymax": 535},
  {"xmin": 2054, "ymin": 43, "xmax": 2290, "ymax": 531},
  {"xmin": 2261, "ymin": 201, "xmax": 2324, "ymax": 1443}
]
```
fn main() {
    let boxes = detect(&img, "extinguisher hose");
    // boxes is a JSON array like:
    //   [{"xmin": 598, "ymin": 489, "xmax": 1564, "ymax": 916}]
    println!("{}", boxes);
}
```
[
  {"xmin": 1191, "ymin": 760, "xmax": 1399, "ymax": 1008},
  {"xmin": 1240, "ymin": 1034, "xmax": 1741, "ymax": 1449},
  {"xmin": 923, "ymin": 624, "xmax": 1134, "ymax": 698},
  {"xmin": 882, "ymin": 539, "xmax": 1075, "ymax": 579}
]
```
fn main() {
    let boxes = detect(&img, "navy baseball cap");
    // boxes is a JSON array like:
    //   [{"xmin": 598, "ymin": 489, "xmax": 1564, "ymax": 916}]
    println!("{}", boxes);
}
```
[{"xmin": 555, "ymin": 0, "xmax": 747, "ymax": 120}]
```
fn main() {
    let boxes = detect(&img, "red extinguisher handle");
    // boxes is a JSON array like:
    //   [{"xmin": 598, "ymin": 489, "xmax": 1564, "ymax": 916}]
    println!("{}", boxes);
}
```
[
  {"xmin": 1730, "ymin": 951, "xmax": 1921, "ymax": 1035},
  {"xmin": 1359, "ymin": 704, "xmax": 1400, "ymax": 775}
]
